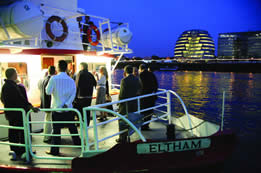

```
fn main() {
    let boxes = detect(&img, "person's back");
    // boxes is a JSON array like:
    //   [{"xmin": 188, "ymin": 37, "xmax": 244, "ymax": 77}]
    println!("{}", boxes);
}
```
[
  {"xmin": 1, "ymin": 80, "xmax": 28, "ymax": 110},
  {"xmin": 47, "ymin": 72, "xmax": 76, "ymax": 109},
  {"xmin": 1, "ymin": 68, "xmax": 39, "ymax": 160},
  {"xmin": 139, "ymin": 70, "xmax": 158, "ymax": 95},
  {"xmin": 45, "ymin": 60, "xmax": 80, "ymax": 156},
  {"xmin": 74, "ymin": 62, "xmax": 97, "ymax": 125},
  {"xmin": 119, "ymin": 66, "xmax": 141, "ymax": 115},
  {"xmin": 138, "ymin": 64, "xmax": 158, "ymax": 130},
  {"xmin": 40, "ymin": 75, "xmax": 52, "ymax": 108},
  {"xmin": 76, "ymin": 69, "xmax": 96, "ymax": 98},
  {"xmin": 117, "ymin": 65, "xmax": 141, "ymax": 143}
]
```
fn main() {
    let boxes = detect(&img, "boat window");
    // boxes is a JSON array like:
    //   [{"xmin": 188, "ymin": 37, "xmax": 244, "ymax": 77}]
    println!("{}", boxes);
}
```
[
  {"xmin": 0, "ymin": 62, "xmax": 29, "ymax": 90},
  {"xmin": 42, "ymin": 57, "xmax": 54, "ymax": 69}
]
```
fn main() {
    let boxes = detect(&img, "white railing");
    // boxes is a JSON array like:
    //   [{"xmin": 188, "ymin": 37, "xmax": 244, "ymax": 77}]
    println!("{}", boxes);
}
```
[
  {"xmin": 0, "ymin": 108, "xmax": 30, "ymax": 162},
  {"xmin": 0, "ymin": 89, "xmax": 193, "ymax": 161},
  {"xmin": 0, "ymin": 6, "xmax": 132, "ymax": 55},
  {"xmin": 83, "ymin": 89, "xmax": 193, "ymax": 151},
  {"xmin": 83, "ymin": 107, "xmax": 146, "ymax": 151},
  {"xmin": 26, "ymin": 108, "xmax": 85, "ymax": 160}
]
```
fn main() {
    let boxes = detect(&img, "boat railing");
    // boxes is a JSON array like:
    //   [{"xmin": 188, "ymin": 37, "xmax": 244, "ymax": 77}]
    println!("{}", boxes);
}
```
[
  {"xmin": 75, "ymin": 14, "xmax": 132, "ymax": 55},
  {"xmin": 26, "ymin": 108, "xmax": 85, "ymax": 161},
  {"xmin": 0, "ymin": 108, "xmax": 30, "ymax": 163},
  {"xmin": 26, "ymin": 107, "xmax": 147, "ymax": 160},
  {"xmin": 84, "ymin": 89, "xmax": 193, "ymax": 151},
  {"xmin": 0, "ymin": 7, "xmax": 132, "ymax": 55},
  {"xmin": 82, "ymin": 107, "xmax": 146, "ymax": 152},
  {"xmin": 111, "ymin": 86, "xmax": 192, "ymax": 130},
  {"xmin": 0, "ymin": 89, "xmax": 193, "ymax": 161}
]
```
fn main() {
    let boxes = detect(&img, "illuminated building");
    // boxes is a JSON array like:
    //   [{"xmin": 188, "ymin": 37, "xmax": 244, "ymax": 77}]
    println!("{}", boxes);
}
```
[
  {"xmin": 174, "ymin": 30, "xmax": 215, "ymax": 59},
  {"xmin": 218, "ymin": 31, "xmax": 261, "ymax": 59}
]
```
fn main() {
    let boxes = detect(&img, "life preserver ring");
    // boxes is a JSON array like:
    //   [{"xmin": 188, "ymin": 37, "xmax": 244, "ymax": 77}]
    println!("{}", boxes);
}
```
[
  {"xmin": 86, "ymin": 24, "xmax": 100, "ymax": 46},
  {"xmin": 45, "ymin": 16, "xmax": 68, "ymax": 42}
]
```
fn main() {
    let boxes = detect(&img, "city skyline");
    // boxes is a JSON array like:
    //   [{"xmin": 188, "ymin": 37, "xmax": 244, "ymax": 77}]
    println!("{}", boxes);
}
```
[{"xmin": 78, "ymin": 0, "xmax": 261, "ymax": 57}]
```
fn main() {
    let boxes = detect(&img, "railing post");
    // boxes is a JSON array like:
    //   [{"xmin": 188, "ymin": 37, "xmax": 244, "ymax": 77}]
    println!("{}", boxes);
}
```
[
  {"xmin": 92, "ymin": 110, "xmax": 99, "ymax": 150},
  {"xmin": 83, "ymin": 109, "xmax": 90, "ymax": 151},
  {"xmin": 22, "ymin": 109, "xmax": 30, "ymax": 163},
  {"xmin": 137, "ymin": 97, "xmax": 140, "ymax": 114},
  {"xmin": 99, "ymin": 21, "xmax": 105, "ymax": 52},
  {"xmin": 167, "ymin": 91, "xmax": 172, "ymax": 124}
]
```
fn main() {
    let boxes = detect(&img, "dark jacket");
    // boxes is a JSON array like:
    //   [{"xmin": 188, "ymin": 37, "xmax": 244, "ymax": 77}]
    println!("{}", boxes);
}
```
[
  {"xmin": 75, "ymin": 70, "xmax": 97, "ymax": 98},
  {"xmin": 1, "ymin": 79, "xmax": 32, "ymax": 121},
  {"xmin": 40, "ymin": 75, "xmax": 52, "ymax": 108},
  {"xmin": 139, "ymin": 70, "xmax": 158, "ymax": 95},
  {"xmin": 118, "ymin": 74, "xmax": 141, "ymax": 115}
]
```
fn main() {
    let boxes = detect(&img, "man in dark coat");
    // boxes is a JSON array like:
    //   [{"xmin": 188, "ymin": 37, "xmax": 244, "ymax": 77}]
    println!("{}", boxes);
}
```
[
  {"xmin": 139, "ymin": 64, "xmax": 158, "ymax": 130},
  {"xmin": 117, "ymin": 65, "xmax": 141, "ymax": 143},
  {"xmin": 39, "ymin": 66, "xmax": 56, "ymax": 142},
  {"xmin": 74, "ymin": 62, "xmax": 96, "ymax": 126},
  {"xmin": 1, "ymin": 68, "xmax": 39, "ymax": 160},
  {"xmin": 80, "ymin": 16, "xmax": 91, "ymax": 51}
]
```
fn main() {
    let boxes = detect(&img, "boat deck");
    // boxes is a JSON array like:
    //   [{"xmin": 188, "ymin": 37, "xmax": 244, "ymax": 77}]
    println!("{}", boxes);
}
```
[{"xmin": 0, "ymin": 117, "xmax": 191, "ymax": 171}]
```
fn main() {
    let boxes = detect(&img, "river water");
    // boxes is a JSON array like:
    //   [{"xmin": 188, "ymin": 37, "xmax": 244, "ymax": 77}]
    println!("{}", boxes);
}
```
[{"xmin": 112, "ymin": 70, "xmax": 261, "ymax": 173}]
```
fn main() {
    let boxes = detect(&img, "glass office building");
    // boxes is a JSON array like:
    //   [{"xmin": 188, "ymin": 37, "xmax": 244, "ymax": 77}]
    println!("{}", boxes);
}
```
[
  {"xmin": 174, "ymin": 30, "xmax": 215, "ymax": 59},
  {"xmin": 218, "ymin": 31, "xmax": 261, "ymax": 59}
]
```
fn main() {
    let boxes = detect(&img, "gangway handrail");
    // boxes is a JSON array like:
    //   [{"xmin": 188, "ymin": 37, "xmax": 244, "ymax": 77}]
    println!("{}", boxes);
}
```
[
  {"xmin": 83, "ymin": 107, "xmax": 146, "ymax": 151},
  {"xmin": 167, "ymin": 90, "xmax": 193, "ymax": 135},
  {"xmin": 90, "ymin": 88, "xmax": 193, "ymax": 135},
  {"xmin": 26, "ymin": 108, "xmax": 85, "ymax": 160},
  {"xmin": 92, "ymin": 91, "xmax": 167, "ymax": 108},
  {"xmin": 0, "ymin": 108, "xmax": 30, "ymax": 162}
]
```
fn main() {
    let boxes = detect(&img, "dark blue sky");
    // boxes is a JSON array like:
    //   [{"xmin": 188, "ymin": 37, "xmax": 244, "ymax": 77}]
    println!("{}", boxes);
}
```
[{"xmin": 78, "ymin": 0, "xmax": 261, "ymax": 57}]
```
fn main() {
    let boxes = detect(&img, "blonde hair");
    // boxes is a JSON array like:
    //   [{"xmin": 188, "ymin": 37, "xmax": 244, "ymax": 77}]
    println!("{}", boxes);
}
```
[{"xmin": 100, "ymin": 66, "xmax": 108, "ymax": 80}]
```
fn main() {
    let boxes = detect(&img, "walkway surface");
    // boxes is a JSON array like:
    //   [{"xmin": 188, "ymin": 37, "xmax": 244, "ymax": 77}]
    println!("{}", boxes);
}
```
[{"xmin": 0, "ymin": 117, "xmax": 186, "ymax": 170}]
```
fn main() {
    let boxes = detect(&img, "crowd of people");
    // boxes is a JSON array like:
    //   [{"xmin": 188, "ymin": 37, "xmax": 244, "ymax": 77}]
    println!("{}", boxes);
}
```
[{"xmin": 0, "ymin": 60, "xmax": 158, "ymax": 159}]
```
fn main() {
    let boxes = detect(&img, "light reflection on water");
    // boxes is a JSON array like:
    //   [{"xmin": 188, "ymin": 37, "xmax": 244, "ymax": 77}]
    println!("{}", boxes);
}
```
[
  {"xmin": 113, "ymin": 70, "xmax": 261, "ymax": 137},
  {"xmin": 112, "ymin": 70, "xmax": 261, "ymax": 172}
]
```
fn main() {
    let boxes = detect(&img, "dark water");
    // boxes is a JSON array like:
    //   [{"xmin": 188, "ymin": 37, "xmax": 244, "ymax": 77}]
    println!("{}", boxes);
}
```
[{"xmin": 112, "ymin": 70, "xmax": 261, "ymax": 172}]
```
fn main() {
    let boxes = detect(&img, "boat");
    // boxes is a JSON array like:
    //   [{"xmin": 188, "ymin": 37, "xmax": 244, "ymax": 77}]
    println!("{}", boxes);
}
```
[
  {"xmin": 0, "ymin": 0, "xmax": 236, "ymax": 172},
  {"xmin": 159, "ymin": 66, "xmax": 179, "ymax": 71}
]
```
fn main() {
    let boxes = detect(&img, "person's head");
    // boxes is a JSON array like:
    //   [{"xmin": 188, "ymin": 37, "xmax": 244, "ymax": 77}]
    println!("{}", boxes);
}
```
[
  {"xmin": 68, "ymin": 62, "xmax": 73, "ymax": 71},
  {"xmin": 80, "ymin": 62, "xmax": 88, "ymax": 71},
  {"xmin": 5, "ymin": 68, "xmax": 17, "ymax": 81},
  {"xmin": 124, "ymin": 65, "xmax": 133, "ymax": 77},
  {"xmin": 99, "ymin": 66, "xmax": 108, "ymax": 80},
  {"xmin": 58, "ymin": 60, "xmax": 67, "ymax": 72},
  {"xmin": 133, "ymin": 66, "xmax": 138, "ymax": 76},
  {"xmin": 85, "ymin": 16, "xmax": 90, "ymax": 22},
  {"xmin": 48, "ymin": 66, "xmax": 56, "ymax": 76},
  {"xmin": 139, "ymin": 64, "xmax": 147, "ymax": 73}
]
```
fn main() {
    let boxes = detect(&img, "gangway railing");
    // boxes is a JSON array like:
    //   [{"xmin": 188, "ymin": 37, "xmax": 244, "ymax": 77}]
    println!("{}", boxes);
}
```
[
  {"xmin": 26, "ymin": 108, "xmax": 85, "ymax": 160},
  {"xmin": 0, "ymin": 108, "xmax": 30, "ymax": 162},
  {"xmin": 83, "ymin": 107, "xmax": 146, "ymax": 151},
  {"xmin": 0, "ymin": 89, "xmax": 193, "ymax": 161},
  {"xmin": 83, "ymin": 89, "xmax": 193, "ymax": 151}
]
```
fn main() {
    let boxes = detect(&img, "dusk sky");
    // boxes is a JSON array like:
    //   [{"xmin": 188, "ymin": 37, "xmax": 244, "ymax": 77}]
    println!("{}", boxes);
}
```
[{"xmin": 78, "ymin": 0, "xmax": 261, "ymax": 58}]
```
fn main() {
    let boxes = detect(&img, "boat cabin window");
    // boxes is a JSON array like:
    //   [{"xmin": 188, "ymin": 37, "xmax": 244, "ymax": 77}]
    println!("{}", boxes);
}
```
[
  {"xmin": 88, "ymin": 63, "xmax": 106, "ymax": 73},
  {"xmin": 0, "ymin": 62, "xmax": 29, "ymax": 90},
  {"xmin": 41, "ymin": 56, "xmax": 75, "ymax": 77}
]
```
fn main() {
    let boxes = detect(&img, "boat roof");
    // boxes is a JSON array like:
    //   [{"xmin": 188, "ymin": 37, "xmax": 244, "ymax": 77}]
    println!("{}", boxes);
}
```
[{"xmin": 0, "ymin": 48, "xmax": 115, "ymax": 57}]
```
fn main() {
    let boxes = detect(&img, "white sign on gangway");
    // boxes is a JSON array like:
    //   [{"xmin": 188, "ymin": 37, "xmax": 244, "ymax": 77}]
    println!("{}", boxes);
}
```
[{"xmin": 137, "ymin": 138, "xmax": 211, "ymax": 154}]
